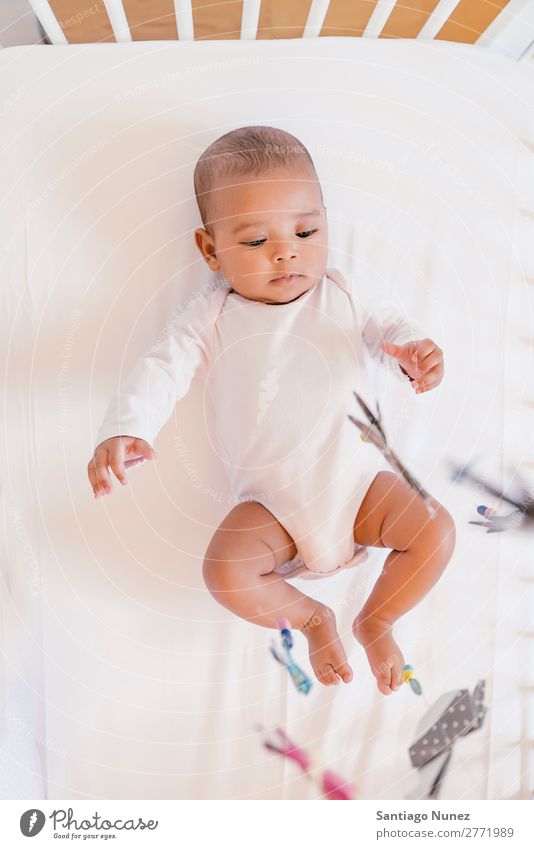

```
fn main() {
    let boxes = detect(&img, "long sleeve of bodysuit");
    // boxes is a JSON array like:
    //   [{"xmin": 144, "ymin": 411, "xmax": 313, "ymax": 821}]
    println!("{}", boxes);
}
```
[
  {"xmin": 94, "ymin": 284, "xmax": 229, "ymax": 451},
  {"xmin": 359, "ymin": 298, "xmax": 423, "ymax": 384}
]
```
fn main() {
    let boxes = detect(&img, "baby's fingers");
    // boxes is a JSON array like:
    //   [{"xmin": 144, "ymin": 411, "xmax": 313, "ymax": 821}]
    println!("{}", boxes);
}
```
[
  {"xmin": 413, "ymin": 364, "xmax": 442, "ymax": 393},
  {"xmin": 419, "ymin": 350, "xmax": 443, "ymax": 377},
  {"xmin": 89, "ymin": 448, "xmax": 113, "ymax": 497},
  {"xmin": 124, "ymin": 456, "xmax": 146, "ymax": 470},
  {"xmin": 108, "ymin": 445, "xmax": 129, "ymax": 486}
]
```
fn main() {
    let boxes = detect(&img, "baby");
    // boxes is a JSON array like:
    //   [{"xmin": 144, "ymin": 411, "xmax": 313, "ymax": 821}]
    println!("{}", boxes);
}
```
[{"xmin": 88, "ymin": 126, "xmax": 456, "ymax": 696}]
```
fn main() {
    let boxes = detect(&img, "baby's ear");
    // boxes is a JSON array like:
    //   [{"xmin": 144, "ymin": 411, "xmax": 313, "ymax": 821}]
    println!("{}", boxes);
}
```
[
  {"xmin": 194, "ymin": 228, "xmax": 220, "ymax": 271},
  {"xmin": 193, "ymin": 227, "xmax": 208, "ymax": 253}
]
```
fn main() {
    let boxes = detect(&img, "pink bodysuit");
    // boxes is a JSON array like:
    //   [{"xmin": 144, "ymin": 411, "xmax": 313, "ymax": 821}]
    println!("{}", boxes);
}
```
[{"xmin": 95, "ymin": 267, "xmax": 420, "ymax": 573}]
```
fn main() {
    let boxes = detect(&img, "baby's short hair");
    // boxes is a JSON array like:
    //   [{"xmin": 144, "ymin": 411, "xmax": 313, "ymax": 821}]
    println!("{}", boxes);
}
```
[{"xmin": 193, "ymin": 125, "xmax": 321, "ymax": 229}]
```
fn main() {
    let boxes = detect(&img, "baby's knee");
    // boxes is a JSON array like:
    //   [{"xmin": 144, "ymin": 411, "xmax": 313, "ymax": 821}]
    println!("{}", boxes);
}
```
[
  {"xmin": 202, "ymin": 530, "xmax": 273, "ymax": 592},
  {"xmin": 423, "ymin": 503, "xmax": 456, "ymax": 563},
  {"xmin": 203, "ymin": 535, "xmax": 237, "ymax": 592}
]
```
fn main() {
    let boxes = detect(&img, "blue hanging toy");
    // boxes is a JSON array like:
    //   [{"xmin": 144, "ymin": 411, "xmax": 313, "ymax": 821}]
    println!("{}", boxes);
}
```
[{"xmin": 269, "ymin": 618, "xmax": 313, "ymax": 695}]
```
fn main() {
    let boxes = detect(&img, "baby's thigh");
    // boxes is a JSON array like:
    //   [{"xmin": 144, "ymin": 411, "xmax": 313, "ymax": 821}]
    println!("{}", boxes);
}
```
[
  {"xmin": 204, "ymin": 500, "xmax": 298, "ymax": 578},
  {"xmin": 353, "ymin": 471, "xmax": 451, "ymax": 551}
]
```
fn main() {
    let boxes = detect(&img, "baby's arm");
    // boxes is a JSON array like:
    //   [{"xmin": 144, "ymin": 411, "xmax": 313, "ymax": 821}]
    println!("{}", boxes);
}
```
[
  {"xmin": 360, "ymin": 299, "xmax": 423, "ymax": 385},
  {"xmin": 359, "ymin": 299, "xmax": 444, "ymax": 393},
  {"xmin": 88, "ymin": 285, "xmax": 228, "ymax": 497}
]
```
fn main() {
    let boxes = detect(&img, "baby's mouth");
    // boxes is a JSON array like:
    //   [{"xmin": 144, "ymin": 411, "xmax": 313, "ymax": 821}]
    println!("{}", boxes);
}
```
[{"xmin": 270, "ymin": 273, "xmax": 303, "ymax": 283}]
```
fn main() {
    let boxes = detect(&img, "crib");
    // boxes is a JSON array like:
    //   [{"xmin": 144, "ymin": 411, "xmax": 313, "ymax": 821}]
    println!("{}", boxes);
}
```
[
  {"xmin": 26, "ymin": 0, "xmax": 534, "ymax": 59},
  {"xmin": 1, "ymin": 0, "xmax": 534, "ymax": 803}
]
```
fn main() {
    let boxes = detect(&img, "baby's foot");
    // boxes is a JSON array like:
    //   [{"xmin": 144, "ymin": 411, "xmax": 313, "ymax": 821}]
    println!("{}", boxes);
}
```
[
  {"xmin": 300, "ymin": 605, "xmax": 353, "ymax": 687},
  {"xmin": 352, "ymin": 615, "xmax": 404, "ymax": 695}
]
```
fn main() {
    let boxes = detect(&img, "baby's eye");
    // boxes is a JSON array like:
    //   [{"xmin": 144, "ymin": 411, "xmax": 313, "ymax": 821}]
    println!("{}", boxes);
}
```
[
  {"xmin": 240, "ymin": 228, "xmax": 318, "ymax": 248},
  {"xmin": 240, "ymin": 238, "xmax": 266, "ymax": 247}
]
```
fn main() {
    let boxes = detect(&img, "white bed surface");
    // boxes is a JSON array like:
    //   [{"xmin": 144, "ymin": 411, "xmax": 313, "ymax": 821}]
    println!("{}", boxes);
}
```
[{"xmin": 0, "ymin": 37, "xmax": 533, "ymax": 800}]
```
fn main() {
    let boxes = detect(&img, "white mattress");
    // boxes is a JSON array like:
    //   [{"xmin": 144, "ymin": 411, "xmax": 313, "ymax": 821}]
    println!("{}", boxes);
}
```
[{"xmin": 0, "ymin": 36, "xmax": 533, "ymax": 800}]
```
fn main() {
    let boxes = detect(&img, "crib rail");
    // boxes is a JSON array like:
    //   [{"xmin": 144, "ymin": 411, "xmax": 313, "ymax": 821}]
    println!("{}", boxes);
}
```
[{"xmin": 28, "ymin": 0, "xmax": 534, "ymax": 60}]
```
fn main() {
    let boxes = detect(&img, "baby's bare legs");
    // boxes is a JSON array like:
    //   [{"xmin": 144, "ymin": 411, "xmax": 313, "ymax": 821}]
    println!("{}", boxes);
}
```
[
  {"xmin": 203, "ymin": 501, "xmax": 352, "ymax": 686},
  {"xmin": 353, "ymin": 471, "xmax": 456, "ymax": 695}
]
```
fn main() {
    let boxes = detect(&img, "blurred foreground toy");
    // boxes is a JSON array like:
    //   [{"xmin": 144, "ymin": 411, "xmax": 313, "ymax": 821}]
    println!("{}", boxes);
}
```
[
  {"xmin": 349, "ymin": 391, "xmax": 437, "ymax": 518},
  {"xmin": 258, "ymin": 725, "xmax": 355, "ymax": 800},
  {"xmin": 269, "ymin": 618, "xmax": 313, "ymax": 695},
  {"xmin": 470, "ymin": 504, "xmax": 520, "ymax": 534},
  {"xmin": 406, "ymin": 680, "xmax": 487, "ymax": 800},
  {"xmin": 450, "ymin": 460, "xmax": 533, "ymax": 533},
  {"xmin": 402, "ymin": 664, "xmax": 423, "ymax": 696}
]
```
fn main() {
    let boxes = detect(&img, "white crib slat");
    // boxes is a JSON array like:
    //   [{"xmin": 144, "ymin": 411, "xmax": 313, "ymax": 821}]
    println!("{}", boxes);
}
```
[
  {"xmin": 102, "ymin": 0, "xmax": 132, "ymax": 42},
  {"xmin": 476, "ymin": 0, "xmax": 534, "ymax": 61},
  {"xmin": 241, "ymin": 0, "xmax": 261, "ymax": 40},
  {"xmin": 416, "ymin": 0, "xmax": 463, "ymax": 40},
  {"xmin": 417, "ymin": 0, "xmax": 463, "ymax": 40},
  {"xmin": 27, "ymin": 0, "xmax": 67, "ymax": 45},
  {"xmin": 303, "ymin": 0, "xmax": 331, "ymax": 38},
  {"xmin": 362, "ymin": 0, "xmax": 397, "ymax": 39},
  {"xmin": 174, "ymin": 0, "xmax": 194, "ymax": 40}
]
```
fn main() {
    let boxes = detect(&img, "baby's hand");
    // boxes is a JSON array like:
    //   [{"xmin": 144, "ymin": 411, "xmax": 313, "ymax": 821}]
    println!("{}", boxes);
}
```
[
  {"xmin": 87, "ymin": 436, "xmax": 156, "ymax": 498},
  {"xmin": 381, "ymin": 339, "xmax": 443, "ymax": 394}
]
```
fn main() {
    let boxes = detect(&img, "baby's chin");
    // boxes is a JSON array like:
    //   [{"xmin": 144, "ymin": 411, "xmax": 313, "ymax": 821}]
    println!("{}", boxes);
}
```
[{"xmin": 243, "ymin": 272, "xmax": 324, "ymax": 304}]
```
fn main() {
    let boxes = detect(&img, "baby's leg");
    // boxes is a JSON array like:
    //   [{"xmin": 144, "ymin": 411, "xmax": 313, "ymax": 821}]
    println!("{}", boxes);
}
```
[
  {"xmin": 203, "ymin": 501, "xmax": 352, "ymax": 686},
  {"xmin": 352, "ymin": 471, "xmax": 456, "ymax": 695}
]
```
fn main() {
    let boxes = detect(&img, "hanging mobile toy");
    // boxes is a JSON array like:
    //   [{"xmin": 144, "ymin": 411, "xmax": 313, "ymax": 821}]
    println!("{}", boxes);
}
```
[
  {"xmin": 406, "ymin": 680, "xmax": 487, "ymax": 800},
  {"xmin": 269, "ymin": 618, "xmax": 313, "ymax": 695},
  {"xmin": 402, "ymin": 664, "xmax": 423, "ymax": 696},
  {"xmin": 468, "ymin": 503, "xmax": 521, "ymax": 534},
  {"xmin": 348, "ymin": 391, "xmax": 437, "ymax": 518},
  {"xmin": 258, "ymin": 725, "xmax": 355, "ymax": 800},
  {"xmin": 450, "ymin": 460, "xmax": 533, "ymax": 534}
]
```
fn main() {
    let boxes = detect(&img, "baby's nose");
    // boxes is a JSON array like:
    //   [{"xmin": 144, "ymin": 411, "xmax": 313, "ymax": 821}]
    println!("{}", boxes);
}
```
[{"xmin": 273, "ymin": 243, "xmax": 299, "ymax": 262}]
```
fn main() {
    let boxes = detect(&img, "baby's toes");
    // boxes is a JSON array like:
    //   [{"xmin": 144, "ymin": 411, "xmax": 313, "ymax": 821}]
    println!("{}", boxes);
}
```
[
  {"xmin": 333, "ymin": 661, "xmax": 353, "ymax": 684},
  {"xmin": 390, "ymin": 656, "xmax": 404, "ymax": 692},
  {"xmin": 328, "ymin": 641, "xmax": 352, "ymax": 683},
  {"xmin": 374, "ymin": 660, "xmax": 395, "ymax": 695},
  {"xmin": 317, "ymin": 664, "xmax": 339, "ymax": 686}
]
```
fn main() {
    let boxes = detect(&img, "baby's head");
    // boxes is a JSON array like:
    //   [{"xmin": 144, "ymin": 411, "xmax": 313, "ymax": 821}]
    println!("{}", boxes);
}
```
[{"xmin": 193, "ymin": 126, "xmax": 328, "ymax": 305}]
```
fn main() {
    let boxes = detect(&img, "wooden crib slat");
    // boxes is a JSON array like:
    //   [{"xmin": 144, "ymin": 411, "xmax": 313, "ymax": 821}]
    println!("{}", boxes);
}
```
[
  {"xmin": 380, "ymin": 0, "xmax": 442, "ymax": 39},
  {"xmin": 436, "ymin": 0, "xmax": 511, "ymax": 44},
  {"xmin": 320, "ymin": 0, "xmax": 377, "ymax": 38},
  {"xmin": 47, "ymin": 0, "xmax": 116, "ymax": 42},
  {"xmin": 192, "ymin": 0, "xmax": 244, "ymax": 40},
  {"xmin": 255, "ymin": 0, "xmax": 311, "ymax": 39},
  {"xmin": 122, "ymin": 0, "xmax": 178, "ymax": 40}
]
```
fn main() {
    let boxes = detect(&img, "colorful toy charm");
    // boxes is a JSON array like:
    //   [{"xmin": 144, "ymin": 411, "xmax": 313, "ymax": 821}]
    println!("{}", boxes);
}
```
[
  {"xmin": 402, "ymin": 664, "xmax": 423, "ymax": 696},
  {"xmin": 258, "ymin": 725, "xmax": 355, "ymax": 800},
  {"xmin": 269, "ymin": 618, "xmax": 313, "ymax": 695},
  {"xmin": 477, "ymin": 505, "xmax": 497, "ymax": 518}
]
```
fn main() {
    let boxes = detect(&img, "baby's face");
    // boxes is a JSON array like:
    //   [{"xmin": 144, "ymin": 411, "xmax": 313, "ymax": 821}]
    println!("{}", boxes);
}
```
[{"xmin": 194, "ymin": 167, "xmax": 328, "ymax": 304}]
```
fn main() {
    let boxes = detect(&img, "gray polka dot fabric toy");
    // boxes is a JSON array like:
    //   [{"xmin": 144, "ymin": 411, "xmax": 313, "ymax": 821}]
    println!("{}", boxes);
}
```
[{"xmin": 407, "ymin": 680, "xmax": 487, "ymax": 799}]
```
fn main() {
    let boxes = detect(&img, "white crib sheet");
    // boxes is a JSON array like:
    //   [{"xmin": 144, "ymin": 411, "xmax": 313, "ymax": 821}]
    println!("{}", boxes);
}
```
[{"xmin": 0, "ymin": 37, "xmax": 533, "ymax": 800}]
